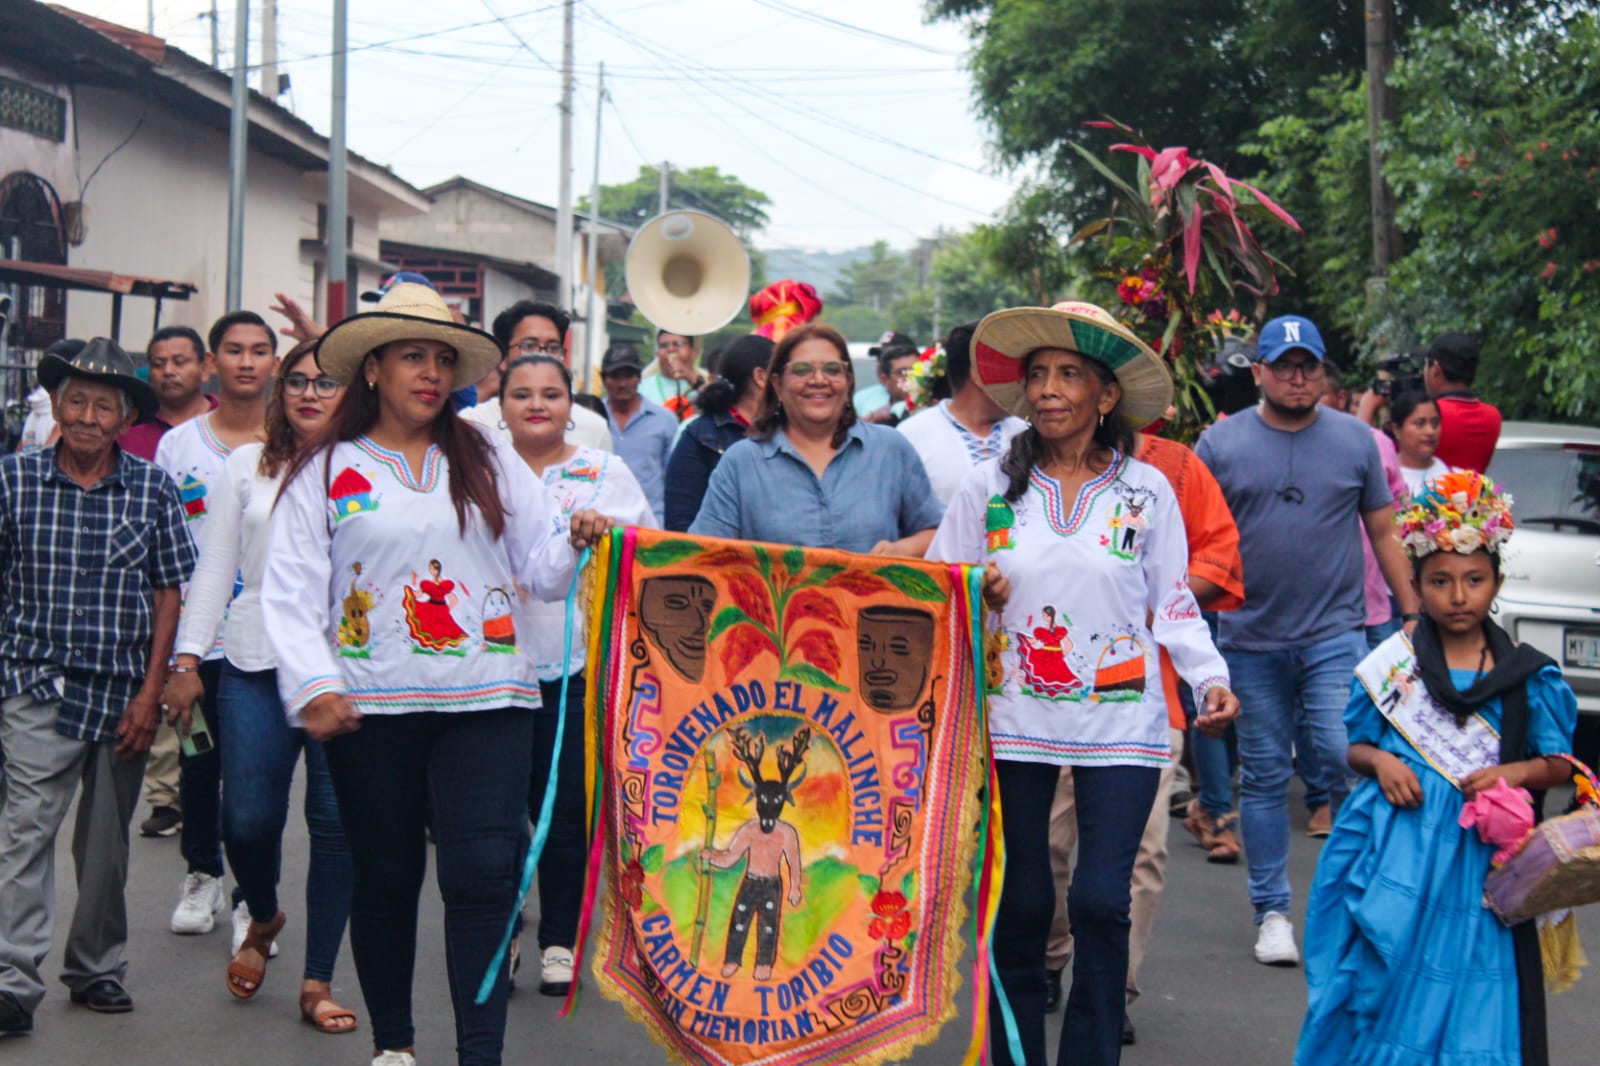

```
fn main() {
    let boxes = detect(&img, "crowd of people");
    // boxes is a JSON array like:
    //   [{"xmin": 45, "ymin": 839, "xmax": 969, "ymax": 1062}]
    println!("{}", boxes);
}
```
[{"xmin": 0, "ymin": 270, "xmax": 1578, "ymax": 1066}]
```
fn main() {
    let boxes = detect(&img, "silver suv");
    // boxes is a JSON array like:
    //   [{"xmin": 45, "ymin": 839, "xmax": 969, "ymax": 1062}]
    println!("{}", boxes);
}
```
[{"xmin": 1487, "ymin": 422, "xmax": 1600, "ymax": 759}]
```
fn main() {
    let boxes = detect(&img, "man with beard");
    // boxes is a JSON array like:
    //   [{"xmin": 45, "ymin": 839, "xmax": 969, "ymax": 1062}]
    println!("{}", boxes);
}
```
[
  {"xmin": 1194, "ymin": 315, "xmax": 1419, "ymax": 968},
  {"xmin": 120, "ymin": 325, "xmax": 216, "ymax": 841}
]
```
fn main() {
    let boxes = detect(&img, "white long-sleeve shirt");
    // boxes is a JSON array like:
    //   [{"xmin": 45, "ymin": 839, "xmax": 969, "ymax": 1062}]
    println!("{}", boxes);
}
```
[
  {"xmin": 262, "ymin": 430, "xmax": 578, "ymax": 722},
  {"xmin": 155, "ymin": 412, "xmax": 235, "ymax": 660},
  {"xmin": 174, "ymin": 442, "xmax": 276, "ymax": 670}
]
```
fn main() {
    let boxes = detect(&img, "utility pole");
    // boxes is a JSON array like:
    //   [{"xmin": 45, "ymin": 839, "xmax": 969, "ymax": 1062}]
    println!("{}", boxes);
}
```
[
  {"xmin": 1365, "ymin": 0, "xmax": 1400, "ymax": 279},
  {"xmin": 224, "ymin": 0, "xmax": 249, "ymax": 310},
  {"xmin": 260, "ymin": 0, "xmax": 278, "ymax": 97},
  {"xmin": 658, "ymin": 161, "xmax": 669, "ymax": 214},
  {"xmin": 209, "ymin": 0, "xmax": 220, "ymax": 68},
  {"xmin": 147, "ymin": 0, "xmax": 154, "ymax": 34},
  {"xmin": 554, "ymin": 0, "xmax": 575, "ymax": 313},
  {"xmin": 584, "ymin": 62, "xmax": 606, "ymax": 390},
  {"xmin": 327, "ymin": 0, "xmax": 349, "ymax": 323}
]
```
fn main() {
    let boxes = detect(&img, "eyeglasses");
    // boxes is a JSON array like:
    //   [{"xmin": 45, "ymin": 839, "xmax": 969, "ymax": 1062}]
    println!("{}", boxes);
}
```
[
  {"xmin": 510, "ymin": 339, "xmax": 564, "ymax": 356},
  {"xmin": 1265, "ymin": 360, "xmax": 1325, "ymax": 381},
  {"xmin": 657, "ymin": 339, "xmax": 691, "ymax": 352},
  {"xmin": 788, "ymin": 361, "xmax": 849, "ymax": 380},
  {"xmin": 282, "ymin": 373, "xmax": 341, "ymax": 397}
]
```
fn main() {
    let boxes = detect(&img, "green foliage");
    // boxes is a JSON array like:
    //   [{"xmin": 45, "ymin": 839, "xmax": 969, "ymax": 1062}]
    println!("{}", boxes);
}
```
[
  {"xmin": 827, "ymin": 304, "xmax": 893, "ymax": 343},
  {"xmin": 830, "ymin": 240, "xmax": 915, "ymax": 311},
  {"xmin": 887, "ymin": 230, "xmax": 1035, "ymax": 341}
]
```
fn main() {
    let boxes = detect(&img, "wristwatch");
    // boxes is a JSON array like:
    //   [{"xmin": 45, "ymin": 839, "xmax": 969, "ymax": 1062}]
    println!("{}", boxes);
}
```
[{"xmin": 1400, "ymin": 612, "xmax": 1422, "ymax": 623}]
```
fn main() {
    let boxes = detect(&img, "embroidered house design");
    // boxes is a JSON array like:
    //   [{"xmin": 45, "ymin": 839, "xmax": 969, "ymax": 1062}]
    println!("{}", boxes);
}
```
[
  {"xmin": 1090, "ymin": 633, "xmax": 1147, "ymax": 701},
  {"xmin": 177, "ymin": 473, "xmax": 208, "ymax": 520},
  {"xmin": 480, "ymin": 586, "xmax": 516, "ymax": 653},
  {"xmin": 330, "ymin": 468, "xmax": 378, "ymax": 521},
  {"xmin": 985, "ymin": 495, "xmax": 1016, "ymax": 552}
]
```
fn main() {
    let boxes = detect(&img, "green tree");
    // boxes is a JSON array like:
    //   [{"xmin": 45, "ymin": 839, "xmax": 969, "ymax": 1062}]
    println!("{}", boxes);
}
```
[
  {"xmin": 831, "ymin": 241, "xmax": 914, "ymax": 311},
  {"xmin": 888, "ymin": 230, "xmax": 1034, "ymax": 340},
  {"xmin": 827, "ymin": 304, "xmax": 894, "ymax": 344},
  {"xmin": 584, "ymin": 164, "xmax": 772, "ymax": 238}
]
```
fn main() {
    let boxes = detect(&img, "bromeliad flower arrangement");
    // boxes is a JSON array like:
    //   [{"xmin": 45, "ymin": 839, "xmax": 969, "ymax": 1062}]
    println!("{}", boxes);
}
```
[{"xmin": 1070, "ymin": 117, "xmax": 1303, "ymax": 436}]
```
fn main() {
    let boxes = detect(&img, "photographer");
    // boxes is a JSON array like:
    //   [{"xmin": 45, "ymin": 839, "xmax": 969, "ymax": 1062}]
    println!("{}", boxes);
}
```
[
  {"xmin": 1354, "ymin": 348, "xmax": 1427, "ymax": 429},
  {"xmin": 1423, "ymin": 331, "xmax": 1501, "ymax": 473}
]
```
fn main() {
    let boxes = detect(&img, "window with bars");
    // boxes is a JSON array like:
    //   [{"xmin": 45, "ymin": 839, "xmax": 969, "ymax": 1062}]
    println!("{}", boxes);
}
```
[{"xmin": 0, "ymin": 75, "xmax": 66, "ymax": 143}]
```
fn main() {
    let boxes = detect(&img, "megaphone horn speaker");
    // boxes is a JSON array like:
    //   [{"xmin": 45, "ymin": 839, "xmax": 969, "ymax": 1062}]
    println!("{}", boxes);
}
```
[{"xmin": 625, "ymin": 210, "xmax": 751, "ymax": 337}]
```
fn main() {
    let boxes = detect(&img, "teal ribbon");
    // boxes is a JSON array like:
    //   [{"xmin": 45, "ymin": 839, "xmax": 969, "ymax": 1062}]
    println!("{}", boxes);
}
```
[
  {"xmin": 475, "ymin": 546, "xmax": 591, "ymax": 1005},
  {"xmin": 967, "ymin": 565, "xmax": 1024, "ymax": 1064}
]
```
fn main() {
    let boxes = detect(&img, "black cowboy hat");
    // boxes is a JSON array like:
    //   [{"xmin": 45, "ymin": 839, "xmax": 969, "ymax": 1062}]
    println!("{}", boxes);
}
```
[{"xmin": 37, "ymin": 336, "xmax": 159, "ymax": 422}]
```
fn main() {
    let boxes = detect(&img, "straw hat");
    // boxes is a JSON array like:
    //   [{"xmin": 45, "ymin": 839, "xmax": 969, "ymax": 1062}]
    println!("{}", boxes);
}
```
[
  {"xmin": 314, "ymin": 283, "xmax": 503, "ymax": 387},
  {"xmin": 971, "ymin": 300, "xmax": 1173, "ymax": 428}
]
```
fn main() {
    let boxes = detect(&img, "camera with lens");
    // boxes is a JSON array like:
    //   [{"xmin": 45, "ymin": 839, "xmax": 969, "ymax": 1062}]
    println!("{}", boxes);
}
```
[{"xmin": 1372, "ymin": 347, "xmax": 1425, "ymax": 399}]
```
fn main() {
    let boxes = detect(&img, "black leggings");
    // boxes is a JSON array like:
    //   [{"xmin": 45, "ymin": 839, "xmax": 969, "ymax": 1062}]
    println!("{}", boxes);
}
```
[{"xmin": 324, "ymin": 708, "xmax": 532, "ymax": 1065}]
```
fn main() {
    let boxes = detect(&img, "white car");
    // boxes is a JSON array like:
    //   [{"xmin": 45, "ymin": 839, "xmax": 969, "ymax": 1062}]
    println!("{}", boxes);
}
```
[{"xmin": 1486, "ymin": 421, "xmax": 1600, "ymax": 761}]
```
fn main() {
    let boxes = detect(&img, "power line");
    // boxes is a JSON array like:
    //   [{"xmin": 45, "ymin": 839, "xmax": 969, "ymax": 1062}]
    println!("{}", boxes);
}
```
[
  {"xmin": 746, "ymin": 0, "xmax": 961, "ymax": 57},
  {"xmin": 478, "ymin": 0, "xmax": 560, "ymax": 73}
]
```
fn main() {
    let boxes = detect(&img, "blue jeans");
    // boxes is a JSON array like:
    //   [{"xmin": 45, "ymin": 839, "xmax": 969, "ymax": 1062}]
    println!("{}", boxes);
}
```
[
  {"xmin": 218, "ymin": 662, "xmax": 351, "ymax": 983},
  {"xmin": 1184, "ymin": 684, "xmax": 1238, "ymax": 820},
  {"xmin": 1225, "ymin": 628, "xmax": 1366, "ymax": 921},
  {"xmin": 179, "ymin": 658, "xmax": 225, "ymax": 879},
  {"xmin": 990, "ymin": 760, "xmax": 1159, "ymax": 1066},
  {"xmin": 325, "ymin": 708, "xmax": 532, "ymax": 1064}
]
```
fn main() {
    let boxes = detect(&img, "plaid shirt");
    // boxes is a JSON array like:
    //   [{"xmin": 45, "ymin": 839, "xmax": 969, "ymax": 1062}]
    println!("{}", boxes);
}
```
[{"xmin": 0, "ymin": 445, "xmax": 195, "ymax": 741}]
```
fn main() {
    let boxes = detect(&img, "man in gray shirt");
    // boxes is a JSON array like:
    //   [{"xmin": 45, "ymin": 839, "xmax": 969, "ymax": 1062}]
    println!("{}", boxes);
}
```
[{"xmin": 1194, "ymin": 315, "xmax": 1419, "ymax": 968}]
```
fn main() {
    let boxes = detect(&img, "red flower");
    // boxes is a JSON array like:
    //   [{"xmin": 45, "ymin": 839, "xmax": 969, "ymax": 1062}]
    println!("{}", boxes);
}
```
[
  {"xmin": 871, "ymin": 889, "xmax": 908, "ymax": 918},
  {"xmin": 869, "ymin": 917, "xmax": 887, "ymax": 939},
  {"xmin": 784, "ymin": 588, "xmax": 846, "ymax": 630},
  {"xmin": 1455, "ymin": 154, "xmax": 1471, "ymax": 169},
  {"xmin": 1539, "ymin": 140, "xmax": 1550, "ymax": 150},
  {"xmin": 1538, "ymin": 228, "xmax": 1558, "ymax": 249},
  {"xmin": 791, "ymin": 629, "xmax": 842, "ymax": 675},
  {"xmin": 888, "ymin": 912, "xmax": 912, "ymax": 939},
  {"xmin": 726, "ymin": 572, "xmax": 775, "ymax": 629},
  {"xmin": 619, "ymin": 859, "xmax": 645, "ymax": 910},
  {"xmin": 1541, "ymin": 262, "xmax": 1558, "ymax": 279},
  {"xmin": 721, "ymin": 625, "xmax": 779, "ymax": 680}
]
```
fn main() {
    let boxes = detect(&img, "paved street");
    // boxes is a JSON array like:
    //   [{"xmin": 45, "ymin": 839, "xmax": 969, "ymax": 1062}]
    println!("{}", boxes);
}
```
[{"xmin": 7, "ymin": 778, "xmax": 1596, "ymax": 1064}]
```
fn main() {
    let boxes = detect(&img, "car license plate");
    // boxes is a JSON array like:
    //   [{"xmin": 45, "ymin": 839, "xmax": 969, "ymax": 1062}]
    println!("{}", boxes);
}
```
[{"xmin": 1564, "ymin": 629, "xmax": 1600, "ymax": 669}]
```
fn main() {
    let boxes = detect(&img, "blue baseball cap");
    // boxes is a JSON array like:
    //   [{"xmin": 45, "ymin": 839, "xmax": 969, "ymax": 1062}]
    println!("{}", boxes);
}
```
[
  {"xmin": 1256, "ymin": 315, "xmax": 1325, "ymax": 363},
  {"xmin": 360, "ymin": 270, "xmax": 435, "ymax": 303}
]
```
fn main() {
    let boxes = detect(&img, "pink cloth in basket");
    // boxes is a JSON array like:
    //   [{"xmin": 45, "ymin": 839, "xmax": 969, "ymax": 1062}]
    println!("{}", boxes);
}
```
[{"xmin": 1458, "ymin": 777, "xmax": 1535, "ymax": 866}]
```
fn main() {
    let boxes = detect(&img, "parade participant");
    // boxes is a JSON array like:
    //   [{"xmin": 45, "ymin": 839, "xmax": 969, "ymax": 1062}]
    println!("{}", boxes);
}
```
[
  {"xmin": 639, "ymin": 329, "xmax": 704, "ymax": 417},
  {"xmin": 0, "ymin": 338, "xmax": 193, "ymax": 1033},
  {"xmin": 162, "ymin": 341, "xmax": 356, "ymax": 1032},
  {"xmin": 1043, "ymin": 427, "xmax": 1245, "ymax": 1040},
  {"xmin": 120, "ymin": 325, "xmax": 216, "ymax": 841},
  {"xmin": 691, "ymin": 323, "xmax": 943, "ymax": 555},
  {"xmin": 661, "ymin": 333, "xmax": 772, "ymax": 531},
  {"xmin": 1195, "ymin": 314, "xmax": 1420, "ymax": 966},
  {"xmin": 1423, "ymin": 331, "xmax": 1501, "ymax": 474},
  {"xmin": 897, "ymin": 322, "xmax": 1027, "ymax": 504},
  {"xmin": 854, "ymin": 330, "xmax": 917, "ymax": 423},
  {"xmin": 497, "ymin": 353, "xmax": 655, "ymax": 997},
  {"xmin": 463, "ymin": 301, "xmax": 613, "ymax": 452},
  {"xmin": 601, "ymin": 342, "xmax": 675, "ymax": 522},
  {"xmin": 1386, "ymin": 390, "xmax": 1450, "ymax": 498},
  {"xmin": 927, "ymin": 300, "xmax": 1239, "ymax": 1066},
  {"xmin": 1296, "ymin": 473, "xmax": 1574, "ymax": 1066},
  {"xmin": 156, "ymin": 311, "xmax": 278, "ymax": 940},
  {"xmin": 261, "ymin": 283, "xmax": 611, "ymax": 1066}
]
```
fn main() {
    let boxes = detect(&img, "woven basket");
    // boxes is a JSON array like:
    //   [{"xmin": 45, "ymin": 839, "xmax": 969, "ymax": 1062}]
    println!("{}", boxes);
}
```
[{"xmin": 1484, "ymin": 755, "xmax": 1600, "ymax": 926}]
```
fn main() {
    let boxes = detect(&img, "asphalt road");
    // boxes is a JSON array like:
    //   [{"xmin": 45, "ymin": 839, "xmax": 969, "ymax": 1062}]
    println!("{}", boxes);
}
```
[{"xmin": 6, "ymin": 779, "xmax": 1596, "ymax": 1064}]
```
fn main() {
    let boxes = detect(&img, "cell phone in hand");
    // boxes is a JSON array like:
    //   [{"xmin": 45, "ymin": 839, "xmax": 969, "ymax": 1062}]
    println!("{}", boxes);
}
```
[{"xmin": 180, "ymin": 702, "xmax": 214, "ymax": 757}]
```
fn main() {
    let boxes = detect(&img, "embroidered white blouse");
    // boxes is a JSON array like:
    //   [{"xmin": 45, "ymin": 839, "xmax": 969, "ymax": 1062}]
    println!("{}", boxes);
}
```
[
  {"xmin": 927, "ymin": 452, "xmax": 1229, "ymax": 769},
  {"xmin": 897, "ymin": 400, "xmax": 1028, "ymax": 505},
  {"xmin": 155, "ymin": 412, "xmax": 235, "ymax": 660},
  {"xmin": 174, "ymin": 443, "xmax": 278, "ymax": 671},
  {"xmin": 527, "ymin": 447, "xmax": 658, "ymax": 683},
  {"xmin": 262, "ymin": 431, "xmax": 578, "ymax": 722}
]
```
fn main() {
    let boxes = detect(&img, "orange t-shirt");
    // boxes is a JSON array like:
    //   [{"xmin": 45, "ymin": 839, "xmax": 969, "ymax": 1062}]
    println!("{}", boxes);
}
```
[{"xmin": 1135, "ymin": 434, "xmax": 1246, "ymax": 727}]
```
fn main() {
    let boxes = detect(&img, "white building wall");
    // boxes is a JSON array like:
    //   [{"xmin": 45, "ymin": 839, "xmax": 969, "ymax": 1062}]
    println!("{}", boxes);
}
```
[
  {"xmin": 481, "ymin": 266, "xmax": 536, "ymax": 328},
  {"xmin": 0, "ymin": 60, "xmax": 74, "ymax": 204}
]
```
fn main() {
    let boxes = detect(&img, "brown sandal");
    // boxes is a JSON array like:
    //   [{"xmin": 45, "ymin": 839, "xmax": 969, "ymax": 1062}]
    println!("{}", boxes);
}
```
[
  {"xmin": 225, "ymin": 911, "xmax": 286, "ymax": 1000},
  {"xmin": 1205, "ymin": 813, "xmax": 1242, "ymax": 864},
  {"xmin": 299, "ymin": 988, "xmax": 358, "ymax": 1035}
]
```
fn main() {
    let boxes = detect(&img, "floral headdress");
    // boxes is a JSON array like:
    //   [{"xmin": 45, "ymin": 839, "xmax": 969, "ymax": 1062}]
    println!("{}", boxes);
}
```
[
  {"xmin": 905, "ymin": 343, "xmax": 946, "ymax": 412},
  {"xmin": 1396, "ymin": 470, "xmax": 1515, "ymax": 560}
]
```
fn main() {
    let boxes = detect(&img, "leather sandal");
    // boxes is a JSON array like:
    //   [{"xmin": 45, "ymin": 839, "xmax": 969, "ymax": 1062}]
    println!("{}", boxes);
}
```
[
  {"xmin": 225, "ymin": 911, "xmax": 286, "ymax": 1000},
  {"xmin": 1205, "ymin": 813, "xmax": 1242, "ymax": 864},
  {"xmin": 299, "ymin": 988, "xmax": 358, "ymax": 1034}
]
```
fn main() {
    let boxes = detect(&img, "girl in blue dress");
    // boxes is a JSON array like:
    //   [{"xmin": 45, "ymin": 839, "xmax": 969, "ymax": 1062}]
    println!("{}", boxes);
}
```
[{"xmin": 1296, "ymin": 471, "xmax": 1576, "ymax": 1066}]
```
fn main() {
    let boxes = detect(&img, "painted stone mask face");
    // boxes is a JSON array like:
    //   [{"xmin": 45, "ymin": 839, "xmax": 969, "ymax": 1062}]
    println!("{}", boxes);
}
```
[
  {"xmin": 639, "ymin": 575, "xmax": 716, "ymax": 681},
  {"xmin": 857, "ymin": 606, "xmax": 935, "ymax": 713}
]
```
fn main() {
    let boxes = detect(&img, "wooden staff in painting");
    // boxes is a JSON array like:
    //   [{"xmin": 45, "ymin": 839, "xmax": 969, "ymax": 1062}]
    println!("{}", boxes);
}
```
[{"xmin": 690, "ymin": 748, "xmax": 721, "ymax": 967}]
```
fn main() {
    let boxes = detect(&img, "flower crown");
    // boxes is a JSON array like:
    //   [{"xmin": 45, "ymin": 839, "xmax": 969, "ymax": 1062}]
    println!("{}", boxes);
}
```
[
  {"xmin": 1396, "ymin": 470, "xmax": 1515, "ymax": 560},
  {"xmin": 905, "ymin": 343, "xmax": 946, "ymax": 412}
]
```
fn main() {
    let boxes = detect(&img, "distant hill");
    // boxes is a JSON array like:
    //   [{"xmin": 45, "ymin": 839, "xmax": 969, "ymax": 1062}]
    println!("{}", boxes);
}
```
[{"xmin": 760, "ymin": 245, "xmax": 876, "ymax": 299}]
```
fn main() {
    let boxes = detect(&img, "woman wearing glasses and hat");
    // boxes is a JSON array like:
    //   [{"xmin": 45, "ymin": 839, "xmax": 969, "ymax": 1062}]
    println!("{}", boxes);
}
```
[
  {"xmin": 927, "ymin": 302, "xmax": 1239, "ymax": 1065},
  {"xmin": 261, "ymin": 284, "xmax": 612, "ymax": 1066}
]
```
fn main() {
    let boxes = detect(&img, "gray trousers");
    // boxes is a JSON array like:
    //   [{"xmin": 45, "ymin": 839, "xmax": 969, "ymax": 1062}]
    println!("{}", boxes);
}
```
[{"xmin": 0, "ymin": 691, "xmax": 145, "ymax": 1012}]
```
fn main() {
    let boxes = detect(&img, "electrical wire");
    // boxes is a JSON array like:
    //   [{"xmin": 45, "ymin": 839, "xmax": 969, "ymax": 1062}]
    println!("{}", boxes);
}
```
[{"xmin": 746, "ymin": 0, "xmax": 961, "ymax": 57}]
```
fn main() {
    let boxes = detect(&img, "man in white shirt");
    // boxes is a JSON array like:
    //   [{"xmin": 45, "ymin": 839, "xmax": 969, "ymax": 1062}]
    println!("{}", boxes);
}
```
[
  {"xmin": 898, "ymin": 321, "xmax": 1027, "ymax": 504},
  {"xmin": 464, "ymin": 300, "xmax": 612, "ymax": 452},
  {"xmin": 154, "ymin": 311, "xmax": 277, "ymax": 943}
]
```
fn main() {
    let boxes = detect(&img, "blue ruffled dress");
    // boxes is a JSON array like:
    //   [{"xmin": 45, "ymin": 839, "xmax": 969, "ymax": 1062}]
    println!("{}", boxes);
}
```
[{"xmin": 1295, "ymin": 666, "xmax": 1576, "ymax": 1066}]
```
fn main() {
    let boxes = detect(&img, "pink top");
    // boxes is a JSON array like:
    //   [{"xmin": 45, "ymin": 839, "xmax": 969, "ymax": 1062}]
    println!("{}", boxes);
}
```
[{"xmin": 1360, "ymin": 428, "xmax": 1408, "ymax": 625}]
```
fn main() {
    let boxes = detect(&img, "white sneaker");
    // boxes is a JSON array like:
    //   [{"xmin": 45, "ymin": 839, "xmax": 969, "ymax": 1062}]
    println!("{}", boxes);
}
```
[
  {"xmin": 170, "ymin": 872, "xmax": 225, "ymax": 934},
  {"xmin": 1253, "ymin": 911, "xmax": 1301, "ymax": 966},
  {"xmin": 372, "ymin": 1052, "xmax": 416, "ymax": 1066},
  {"xmin": 229, "ymin": 901, "xmax": 279, "ymax": 957},
  {"xmin": 539, "ymin": 945, "xmax": 575, "ymax": 996}
]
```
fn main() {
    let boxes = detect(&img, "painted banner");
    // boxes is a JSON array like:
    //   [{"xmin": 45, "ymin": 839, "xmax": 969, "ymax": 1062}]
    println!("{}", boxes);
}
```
[{"xmin": 577, "ymin": 529, "xmax": 992, "ymax": 1066}]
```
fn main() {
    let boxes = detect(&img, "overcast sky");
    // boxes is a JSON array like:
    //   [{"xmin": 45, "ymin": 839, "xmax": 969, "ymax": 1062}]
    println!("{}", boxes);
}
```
[{"xmin": 83, "ymin": 0, "xmax": 1017, "ymax": 251}]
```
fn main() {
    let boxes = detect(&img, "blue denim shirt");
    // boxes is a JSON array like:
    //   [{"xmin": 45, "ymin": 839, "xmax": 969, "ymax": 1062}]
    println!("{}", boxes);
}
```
[
  {"xmin": 607, "ymin": 397, "xmax": 677, "ymax": 521},
  {"xmin": 689, "ymin": 422, "xmax": 944, "ymax": 553}
]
